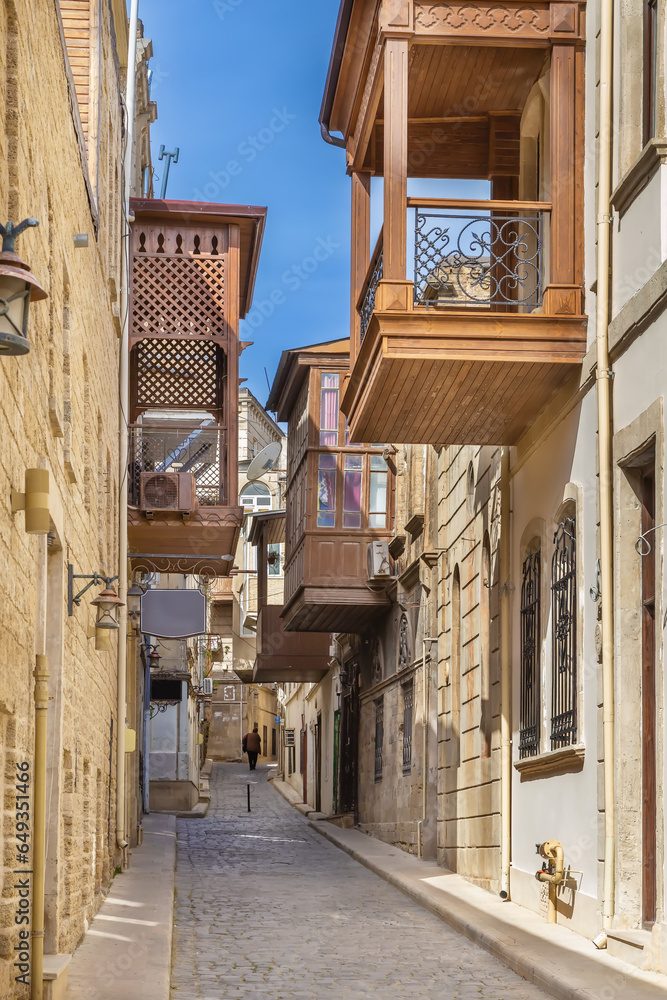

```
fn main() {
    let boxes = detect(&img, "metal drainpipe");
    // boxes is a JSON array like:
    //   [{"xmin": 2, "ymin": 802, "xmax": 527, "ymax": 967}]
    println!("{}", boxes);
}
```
[
  {"xmin": 116, "ymin": 0, "xmax": 140, "ymax": 858},
  {"xmin": 499, "ymin": 447, "xmax": 511, "ymax": 899},
  {"xmin": 31, "ymin": 535, "xmax": 48, "ymax": 1000},
  {"xmin": 596, "ymin": 0, "xmax": 615, "ymax": 939}
]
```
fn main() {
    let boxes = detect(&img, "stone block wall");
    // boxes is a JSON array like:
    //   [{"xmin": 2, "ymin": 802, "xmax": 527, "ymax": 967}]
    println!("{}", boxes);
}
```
[
  {"xmin": 437, "ymin": 445, "xmax": 502, "ymax": 891},
  {"xmin": 0, "ymin": 1, "xmax": 132, "ymax": 993}
]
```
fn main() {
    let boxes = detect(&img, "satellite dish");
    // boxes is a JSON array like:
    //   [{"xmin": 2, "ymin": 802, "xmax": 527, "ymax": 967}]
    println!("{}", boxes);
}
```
[{"xmin": 246, "ymin": 441, "xmax": 282, "ymax": 482}]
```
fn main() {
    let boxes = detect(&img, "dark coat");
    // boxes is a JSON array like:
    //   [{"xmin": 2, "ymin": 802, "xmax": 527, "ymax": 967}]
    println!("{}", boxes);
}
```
[{"xmin": 244, "ymin": 730, "xmax": 261, "ymax": 753}]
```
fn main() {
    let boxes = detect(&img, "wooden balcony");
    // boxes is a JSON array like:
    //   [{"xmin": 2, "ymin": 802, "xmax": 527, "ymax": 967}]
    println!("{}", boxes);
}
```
[
  {"xmin": 127, "ymin": 200, "xmax": 266, "ymax": 575},
  {"xmin": 266, "ymin": 342, "xmax": 396, "ymax": 634},
  {"xmin": 127, "ymin": 422, "xmax": 242, "ymax": 576},
  {"xmin": 321, "ymin": 0, "xmax": 587, "ymax": 445},
  {"xmin": 254, "ymin": 604, "xmax": 331, "ymax": 683},
  {"xmin": 344, "ymin": 199, "xmax": 587, "ymax": 444}
]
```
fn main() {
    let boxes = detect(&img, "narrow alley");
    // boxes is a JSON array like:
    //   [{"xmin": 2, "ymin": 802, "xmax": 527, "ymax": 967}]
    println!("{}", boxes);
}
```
[{"xmin": 170, "ymin": 765, "xmax": 551, "ymax": 1000}]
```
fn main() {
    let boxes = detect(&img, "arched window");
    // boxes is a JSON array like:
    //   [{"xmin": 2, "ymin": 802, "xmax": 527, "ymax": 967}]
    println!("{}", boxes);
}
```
[
  {"xmin": 520, "ymin": 541, "xmax": 541, "ymax": 758},
  {"xmin": 551, "ymin": 513, "xmax": 577, "ymax": 748},
  {"xmin": 240, "ymin": 481, "xmax": 271, "ymax": 511}
]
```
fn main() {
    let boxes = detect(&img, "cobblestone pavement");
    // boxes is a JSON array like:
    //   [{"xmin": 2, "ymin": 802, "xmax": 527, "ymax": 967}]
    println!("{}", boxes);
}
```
[{"xmin": 171, "ymin": 763, "xmax": 551, "ymax": 999}]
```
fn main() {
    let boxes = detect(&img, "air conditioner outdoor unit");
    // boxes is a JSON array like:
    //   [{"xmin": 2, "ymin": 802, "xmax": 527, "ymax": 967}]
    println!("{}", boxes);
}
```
[
  {"xmin": 202, "ymin": 677, "xmax": 214, "ymax": 696},
  {"xmin": 367, "ymin": 540, "xmax": 392, "ymax": 582},
  {"xmin": 140, "ymin": 472, "xmax": 198, "ymax": 513}
]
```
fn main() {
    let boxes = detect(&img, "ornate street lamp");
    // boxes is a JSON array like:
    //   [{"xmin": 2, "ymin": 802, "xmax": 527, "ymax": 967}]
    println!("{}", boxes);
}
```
[
  {"xmin": 90, "ymin": 587, "xmax": 125, "ymax": 630},
  {"xmin": 0, "ymin": 219, "xmax": 47, "ymax": 355},
  {"xmin": 67, "ymin": 565, "xmax": 123, "ymax": 629}
]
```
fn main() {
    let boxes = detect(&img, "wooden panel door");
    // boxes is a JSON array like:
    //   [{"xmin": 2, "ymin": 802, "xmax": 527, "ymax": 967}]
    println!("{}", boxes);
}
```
[{"xmin": 641, "ymin": 465, "xmax": 656, "ymax": 926}]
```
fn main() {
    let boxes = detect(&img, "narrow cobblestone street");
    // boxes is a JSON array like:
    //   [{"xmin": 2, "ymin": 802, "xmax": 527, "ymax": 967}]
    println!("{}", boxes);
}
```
[{"xmin": 171, "ymin": 764, "xmax": 551, "ymax": 999}]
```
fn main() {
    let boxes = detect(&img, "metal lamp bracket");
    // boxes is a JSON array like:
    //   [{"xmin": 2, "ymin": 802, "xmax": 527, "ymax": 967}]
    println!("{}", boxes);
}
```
[{"xmin": 68, "ymin": 564, "xmax": 119, "ymax": 616}]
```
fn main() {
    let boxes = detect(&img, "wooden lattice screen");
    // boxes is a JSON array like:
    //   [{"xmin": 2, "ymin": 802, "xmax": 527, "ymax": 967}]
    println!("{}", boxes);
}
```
[
  {"xmin": 133, "ymin": 339, "xmax": 223, "ymax": 411},
  {"xmin": 131, "ymin": 255, "xmax": 226, "ymax": 343}
]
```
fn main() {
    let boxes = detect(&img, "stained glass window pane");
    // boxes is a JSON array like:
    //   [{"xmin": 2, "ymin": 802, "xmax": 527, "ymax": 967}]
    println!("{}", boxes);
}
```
[{"xmin": 318, "ymin": 454, "xmax": 337, "ymax": 527}]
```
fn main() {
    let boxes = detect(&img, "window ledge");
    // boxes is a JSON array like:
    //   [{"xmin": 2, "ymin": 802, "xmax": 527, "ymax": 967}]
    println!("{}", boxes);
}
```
[
  {"xmin": 514, "ymin": 744, "xmax": 585, "ymax": 780},
  {"xmin": 611, "ymin": 139, "xmax": 667, "ymax": 217}
]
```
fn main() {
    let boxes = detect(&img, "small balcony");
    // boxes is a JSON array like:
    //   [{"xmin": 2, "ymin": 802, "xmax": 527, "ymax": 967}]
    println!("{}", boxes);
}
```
[
  {"xmin": 127, "ymin": 422, "xmax": 243, "ymax": 576},
  {"xmin": 254, "ymin": 604, "xmax": 331, "ymax": 683},
  {"xmin": 346, "ymin": 198, "xmax": 586, "ymax": 445}
]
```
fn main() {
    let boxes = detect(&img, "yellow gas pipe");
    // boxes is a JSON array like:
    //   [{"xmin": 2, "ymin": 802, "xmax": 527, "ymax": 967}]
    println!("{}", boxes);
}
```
[{"xmin": 536, "ymin": 839, "xmax": 565, "ymax": 924}]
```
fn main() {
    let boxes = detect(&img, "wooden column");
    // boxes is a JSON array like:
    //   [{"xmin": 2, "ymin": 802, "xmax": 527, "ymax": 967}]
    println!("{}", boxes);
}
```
[
  {"xmin": 545, "ymin": 44, "xmax": 583, "ymax": 316},
  {"xmin": 350, "ymin": 170, "xmax": 371, "ymax": 364},
  {"xmin": 227, "ymin": 224, "xmax": 240, "ymax": 506},
  {"xmin": 377, "ymin": 36, "xmax": 412, "ymax": 312}
]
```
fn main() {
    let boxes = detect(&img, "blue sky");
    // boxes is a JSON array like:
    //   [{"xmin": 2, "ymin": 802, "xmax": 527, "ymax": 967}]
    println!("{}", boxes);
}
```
[
  {"xmin": 138, "ymin": 0, "xmax": 489, "ymax": 409},
  {"xmin": 138, "ymin": 0, "xmax": 348, "ymax": 406}
]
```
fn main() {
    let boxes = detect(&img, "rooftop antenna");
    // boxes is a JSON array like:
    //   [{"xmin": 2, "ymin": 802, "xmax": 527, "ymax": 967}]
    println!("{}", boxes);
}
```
[{"xmin": 158, "ymin": 145, "xmax": 180, "ymax": 199}]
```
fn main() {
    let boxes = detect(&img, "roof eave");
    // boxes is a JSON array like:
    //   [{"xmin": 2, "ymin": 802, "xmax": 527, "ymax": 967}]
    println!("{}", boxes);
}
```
[{"xmin": 319, "ymin": 0, "xmax": 355, "ymax": 145}]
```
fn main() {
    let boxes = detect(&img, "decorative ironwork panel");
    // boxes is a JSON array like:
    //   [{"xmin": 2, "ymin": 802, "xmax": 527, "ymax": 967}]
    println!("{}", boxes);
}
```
[
  {"xmin": 374, "ymin": 697, "xmax": 384, "ymax": 782},
  {"xmin": 402, "ymin": 681, "xmax": 413, "ymax": 774},
  {"xmin": 413, "ymin": 208, "xmax": 544, "ymax": 308},
  {"xmin": 550, "ymin": 517, "xmax": 577, "ymax": 748},
  {"xmin": 134, "ymin": 339, "xmax": 222, "ymax": 410},
  {"xmin": 132, "ymin": 255, "xmax": 226, "ymax": 341},
  {"xmin": 359, "ymin": 240, "xmax": 383, "ymax": 343},
  {"xmin": 519, "ymin": 550, "xmax": 541, "ymax": 758},
  {"xmin": 398, "ymin": 613, "xmax": 411, "ymax": 671},
  {"xmin": 129, "ymin": 423, "xmax": 226, "ymax": 507}
]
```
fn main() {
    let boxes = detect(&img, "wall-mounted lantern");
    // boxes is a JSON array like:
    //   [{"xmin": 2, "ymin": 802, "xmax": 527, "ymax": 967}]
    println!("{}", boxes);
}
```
[
  {"xmin": 127, "ymin": 581, "xmax": 145, "ymax": 621},
  {"xmin": 0, "ymin": 219, "xmax": 48, "ymax": 355},
  {"xmin": 90, "ymin": 587, "xmax": 125, "ymax": 630},
  {"xmin": 68, "ymin": 566, "xmax": 123, "ymax": 628},
  {"xmin": 141, "ymin": 642, "xmax": 162, "ymax": 669}
]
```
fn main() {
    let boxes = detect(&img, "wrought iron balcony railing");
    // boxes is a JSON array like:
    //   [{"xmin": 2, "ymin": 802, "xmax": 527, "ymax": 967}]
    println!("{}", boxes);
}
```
[
  {"xmin": 411, "ymin": 199, "xmax": 549, "ymax": 309},
  {"xmin": 358, "ymin": 229, "xmax": 383, "ymax": 343},
  {"xmin": 128, "ymin": 422, "xmax": 228, "ymax": 507},
  {"xmin": 357, "ymin": 201, "xmax": 551, "ymax": 341}
]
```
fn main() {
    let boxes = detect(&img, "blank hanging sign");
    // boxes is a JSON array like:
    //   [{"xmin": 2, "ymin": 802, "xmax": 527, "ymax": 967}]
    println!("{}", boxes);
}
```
[{"xmin": 140, "ymin": 589, "xmax": 206, "ymax": 638}]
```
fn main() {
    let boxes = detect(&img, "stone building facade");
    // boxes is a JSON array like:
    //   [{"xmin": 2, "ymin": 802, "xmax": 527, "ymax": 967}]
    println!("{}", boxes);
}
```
[
  {"xmin": 0, "ymin": 3, "xmax": 153, "ymax": 995},
  {"xmin": 315, "ymin": 0, "xmax": 667, "ymax": 975}
]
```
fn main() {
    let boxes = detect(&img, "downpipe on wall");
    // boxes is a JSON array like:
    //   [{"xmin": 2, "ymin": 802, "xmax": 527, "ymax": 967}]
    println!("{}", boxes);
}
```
[
  {"xmin": 116, "ymin": 0, "xmax": 141, "ymax": 859},
  {"xmin": 31, "ymin": 535, "xmax": 49, "ymax": 1000},
  {"xmin": 595, "ymin": 0, "xmax": 615, "ymax": 943},
  {"xmin": 499, "ymin": 447, "xmax": 511, "ymax": 900}
]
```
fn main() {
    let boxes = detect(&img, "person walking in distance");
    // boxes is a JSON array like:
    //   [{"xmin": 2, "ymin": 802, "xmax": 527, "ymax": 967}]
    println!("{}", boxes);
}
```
[{"xmin": 243, "ymin": 724, "xmax": 261, "ymax": 770}]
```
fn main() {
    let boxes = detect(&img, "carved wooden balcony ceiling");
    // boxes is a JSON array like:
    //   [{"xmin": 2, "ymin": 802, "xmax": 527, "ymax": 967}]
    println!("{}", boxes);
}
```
[{"xmin": 366, "ymin": 46, "xmax": 547, "ymax": 178}]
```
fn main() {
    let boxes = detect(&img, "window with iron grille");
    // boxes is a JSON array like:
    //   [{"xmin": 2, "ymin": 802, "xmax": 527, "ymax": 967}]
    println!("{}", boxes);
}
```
[
  {"xmin": 519, "ymin": 549, "xmax": 541, "ymax": 758},
  {"xmin": 374, "ymin": 698, "xmax": 384, "ymax": 782},
  {"xmin": 551, "ymin": 517, "xmax": 577, "ymax": 748},
  {"xmin": 402, "ymin": 682, "xmax": 413, "ymax": 775}
]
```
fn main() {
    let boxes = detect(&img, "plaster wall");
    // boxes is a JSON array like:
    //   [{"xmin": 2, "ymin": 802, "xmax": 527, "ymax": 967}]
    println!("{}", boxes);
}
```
[
  {"xmin": 282, "ymin": 674, "xmax": 337, "ymax": 815},
  {"xmin": 612, "ymin": 169, "xmax": 666, "ymax": 316},
  {"xmin": 510, "ymin": 397, "xmax": 600, "ymax": 938}
]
